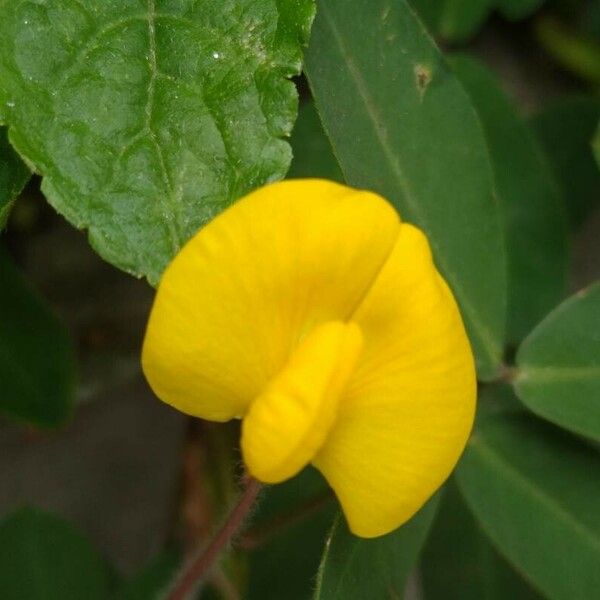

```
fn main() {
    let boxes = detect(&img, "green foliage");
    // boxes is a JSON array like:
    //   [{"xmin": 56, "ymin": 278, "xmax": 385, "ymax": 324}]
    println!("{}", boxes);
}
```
[
  {"xmin": 0, "ymin": 0, "xmax": 599, "ymax": 597},
  {"xmin": 536, "ymin": 15, "xmax": 600, "ymax": 85},
  {"xmin": 515, "ymin": 283, "xmax": 600, "ymax": 442},
  {"xmin": 246, "ymin": 469, "xmax": 335, "ymax": 599},
  {"xmin": 531, "ymin": 95, "xmax": 600, "ymax": 228},
  {"xmin": 305, "ymin": 0, "xmax": 507, "ymax": 379},
  {"xmin": 456, "ymin": 408, "xmax": 600, "ymax": 600},
  {"xmin": 0, "ymin": 127, "xmax": 29, "ymax": 229},
  {"xmin": 410, "ymin": 0, "xmax": 545, "ymax": 43},
  {"xmin": 288, "ymin": 102, "xmax": 343, "ymax": 182},
  {"xmin": 0, "ymin": 247, "xmax": 75, "ymax": 427},
  {"xmin": 422, "ymin": 480, "xmax": 542, "ymax": 600},
  {"xmin": 409, "ymin": 0, "xmax": 493, "ymax": 44},
  {"xmin": 451, "ymin": 55, "xmax": 569, "ymax": 343},
  {"xmin": 497, "ymin": 0, "xmax": 545, "ymax": 20},
  {"xmin": 314, "ymin": 496, "xmax": 439, "ymax": 599},
  {"xmin": 0, "ymin": 0, "xmax": 314, "ymax": 284},
  {"xmin": 0, "ymin": 507, "xmax": 113, "ymax": 600}
]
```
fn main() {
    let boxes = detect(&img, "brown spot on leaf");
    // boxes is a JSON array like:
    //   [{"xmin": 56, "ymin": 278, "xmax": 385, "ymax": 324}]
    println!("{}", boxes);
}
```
[{"xmin": 414, "ymin": 63, "xmax": 432, "ymax": 99}]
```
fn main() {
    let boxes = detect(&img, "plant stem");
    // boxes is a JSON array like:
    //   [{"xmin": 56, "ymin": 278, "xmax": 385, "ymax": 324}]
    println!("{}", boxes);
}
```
[{"xmin": 165, "ymin": 477, "xmax": 262, "ymax": 600}]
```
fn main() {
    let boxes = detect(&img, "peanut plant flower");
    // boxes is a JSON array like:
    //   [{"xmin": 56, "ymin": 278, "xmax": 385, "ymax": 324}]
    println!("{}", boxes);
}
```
[{"xmin": 142, "ymin": 179, "xmax": 476, "ymax": 538}]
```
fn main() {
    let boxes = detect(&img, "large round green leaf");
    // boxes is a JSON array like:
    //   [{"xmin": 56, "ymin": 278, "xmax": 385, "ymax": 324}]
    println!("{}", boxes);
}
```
[
  {"xmin": 515, "ymin": 283, "xmax": 600, "ymax": 442},
  {"xmin": 0, "ymin": 0, "xmax": 315, "ymax": 284},
  {"xmin": 305, "ymin": 0, "xmax": 507, "ymax": 379},
  {"xmin": 0, "ymin": 507, "xmax": 113, "ymax": 600},
  {"xmin": 0, "ymin": 127, "xmax": 29, "ymax": 229},
  {"xmin": 456, "ymin": 409, "xmax": 600, "ymax": 600},
  {"xmin": 451, "ymin": 55, "xmax": 569, "ymax": 344}
]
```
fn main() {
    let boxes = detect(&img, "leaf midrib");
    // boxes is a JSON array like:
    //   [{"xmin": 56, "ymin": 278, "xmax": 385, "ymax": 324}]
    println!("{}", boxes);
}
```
[
  {"xmin": 469, "ymin": 435, "xmax": 600, "ymax": 555},
  {"xmin": 518, "ymin": 364, "xmax": 600, "ymax": 384},
  {"xmin": 313, "ymin": 1, "xmax": 502, "ymax": 370}
]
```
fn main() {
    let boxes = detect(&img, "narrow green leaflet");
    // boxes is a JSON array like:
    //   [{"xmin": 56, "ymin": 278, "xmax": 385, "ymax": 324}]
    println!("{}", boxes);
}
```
[
  {"xmin": 288, "ymin": 102, "xmax": 343, "ymax": 182},
  {"xmin": 247, "ymin": 468, "xmax": 335, "ymax": 600},
  {"xmin": 514, "ymin": 283, "xmax": 600, "ymax": 442},
  {"xmin": 0, "ymin": 507, "xmax": 113, "ymax": 600},
  {"xmin": 456, "ymin": 410, "xmax": 600, "ymax": 600},
  {"xmin": 422, "ymin": 480, "xmax": 542, "ymax": 600},
  {"xmin": 313, "ymin": 496, "xmax": 439, "ymax": 599},
  {"xmin": 531, "ymin": 96, "xmax": 600, "ymax": 229},
  {"xmin": 451, "ymin": 55, "xmax": 569, "ymax": 343},
  {"xmin": 0, "ymin": 0, "xmax": 314, "ymax": 284},
  {"xmin": 305, "ymin": 0, "xmax": 507, "ymax": 379},
  {"xmin": 0, "ymin": 127, "xmax": 29, "ymax": 229},
  {"xmin": 0, "ymin": 247, "xmax": 75, "ymax": 427}
]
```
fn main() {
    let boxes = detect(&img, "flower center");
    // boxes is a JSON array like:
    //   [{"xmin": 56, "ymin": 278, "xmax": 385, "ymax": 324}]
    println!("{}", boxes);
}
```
[{"xmin": 241, "ymin": 320, "xmax": 363, "ymax": 483}]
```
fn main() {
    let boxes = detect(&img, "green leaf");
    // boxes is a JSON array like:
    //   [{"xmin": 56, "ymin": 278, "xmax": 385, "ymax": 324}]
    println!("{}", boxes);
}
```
[
  {"xmin": 514, "ymin": 283, "xmax": 600, "ymax": 443},
  {"xmin": 535, "ymin": 15, "xmax": 600, "ymax": 85},
  {"xmin": 531, "ymin": 95, "xmax": 600, "ymax": 229},
  {"xmin": 0, "ymin": 246, "xmax": 75, "ymax": 427},
  {"xmin": 421, "ymin": 480, "xmax": 543, "ymax": 600},
  {"xmin": 113, "ymin": 549, "xmax": 178, "ymax": 600},
  {"xmin": 409, "ymin": 0, "xmax": 544, "ymax": 43},
  {"xmin": 0, "ymin": 0, "xmax": 314, "ymax": 284},
  {"xmin": 288, "ymin": 101, "xmax": 343, "ymax": 182},
  {"xmin": 456, "ymin": 409, "xmax": 600, "ymax": 600},
  {"xmin": 246, "ymin": 468, "xmax": 335, "ymax": 600},
  {"xmin": 305, "ymin": 0, "xmax": 507, "ymax": 379},
  {"xmin": 451, "ymin": 55, "xmax": 569, "ymax": 344},
  {"xmin": 0, "ymin": 507, "xmax": 113, "ymax": 600},
  {"xmin": 409, "ymin": 0, "xmax": 493, "ymax": 44},
  {"xmin": 313, "ymin": 495, "xmax": 439, "ymax": 599},
  {"xmin": 0, "ymin": 127, "xmax": 29, "ymax": 229},
  {"xmin": 496, "ymin": 0, "xmax": 545, "ymax": 20}
]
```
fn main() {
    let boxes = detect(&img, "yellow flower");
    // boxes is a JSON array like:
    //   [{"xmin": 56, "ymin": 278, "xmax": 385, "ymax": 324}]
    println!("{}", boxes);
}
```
[{"xmin": 142, "ymin": 179, "xmax": 476, "ymax": 538}]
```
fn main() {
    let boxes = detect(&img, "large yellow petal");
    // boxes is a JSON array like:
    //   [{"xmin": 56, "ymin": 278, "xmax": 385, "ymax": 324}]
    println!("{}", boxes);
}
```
[
  {"xmin": 142, "ymin": 179, "xmax": 400, "ymax": 421},
  {"xmin": 313, "ymin": 224, "xmax": 476, "ymax": 538}
]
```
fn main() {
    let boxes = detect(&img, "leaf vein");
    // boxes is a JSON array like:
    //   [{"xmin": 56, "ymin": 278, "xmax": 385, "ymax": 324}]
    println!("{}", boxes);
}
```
[
  {"xmin": 317, "ymin": 2, "xmax": 502, "ymax": 369},
  {"xmin": 470, "ymin": 437, "xmax": 600, "ymax": 553}
]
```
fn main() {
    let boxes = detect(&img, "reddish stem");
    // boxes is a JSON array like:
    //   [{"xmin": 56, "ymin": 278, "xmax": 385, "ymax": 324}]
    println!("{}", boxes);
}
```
[{"xmin": 166, "ymin": 477, "xmax": 262, "ymax": 600}]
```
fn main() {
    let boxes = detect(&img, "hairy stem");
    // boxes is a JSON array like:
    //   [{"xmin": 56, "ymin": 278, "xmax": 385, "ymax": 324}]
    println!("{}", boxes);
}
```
[{"xmin": 165, "ymin": 477, "xmax": 262, "ymax": 600}]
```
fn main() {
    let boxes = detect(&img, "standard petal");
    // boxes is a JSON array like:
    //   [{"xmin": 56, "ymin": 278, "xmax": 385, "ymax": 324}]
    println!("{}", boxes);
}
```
[
  {"xmin": 142, "ymin": 179, "xmax": 400, "ymax": 421},
  {"xmin": 313, "ymin": 224, "xmax": 476, "ymax": 538}
]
